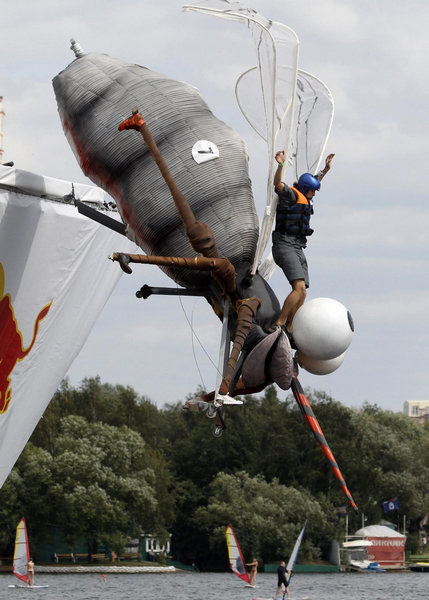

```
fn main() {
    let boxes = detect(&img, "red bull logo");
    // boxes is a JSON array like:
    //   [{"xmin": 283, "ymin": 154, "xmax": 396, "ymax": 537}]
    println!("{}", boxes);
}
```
[{"xmin": 0, "ymin": 262, "xmax": 52, "ymax": 414}]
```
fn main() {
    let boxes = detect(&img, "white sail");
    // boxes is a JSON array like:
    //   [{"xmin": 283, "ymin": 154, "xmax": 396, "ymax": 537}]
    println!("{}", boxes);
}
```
[
  {"xmin": 0, "ymin": 165, "xmax": 137, "ymax": 488},
  {"xmin": 286, "ymin": 521, "xmax": 307, "ymax": 584}
]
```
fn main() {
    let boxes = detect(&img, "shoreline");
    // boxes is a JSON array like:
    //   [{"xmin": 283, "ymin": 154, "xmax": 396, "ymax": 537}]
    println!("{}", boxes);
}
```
[
  {"xmin": 37, "ymin": 565, "xmax": 177, "ymax": 574},
  {"xmin": 0, "ymin": 564, "xmax": 178, "ymax": 574}
]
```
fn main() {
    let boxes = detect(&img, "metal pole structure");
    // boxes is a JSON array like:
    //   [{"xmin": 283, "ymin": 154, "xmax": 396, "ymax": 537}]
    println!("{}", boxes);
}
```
[
  {"xmin": 345, "ymin": 513, "xmax": 349, "ymax": 542},
  {"xmin": 0, "ymin": 96, "xmax": 4, "ymax": 164}
]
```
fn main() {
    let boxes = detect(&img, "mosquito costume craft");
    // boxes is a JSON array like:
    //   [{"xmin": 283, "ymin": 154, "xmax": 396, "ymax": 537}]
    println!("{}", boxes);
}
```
[
  {"xmin": 52, "ymin": 1, "xmax": 357, "ymax": 511},
  {"xmin": 53, "ymin": 43, "xmax": 293, "ymax": 408}
]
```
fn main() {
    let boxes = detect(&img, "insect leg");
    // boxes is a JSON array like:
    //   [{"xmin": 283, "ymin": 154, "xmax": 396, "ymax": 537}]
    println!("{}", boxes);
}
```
[
  {"xmin": 118, "ymin": 109, "xmax": 219, "ymax": 259},
  {"xmin": 111, "ymin": 253, "xmax": 237, "ymax": 298}
]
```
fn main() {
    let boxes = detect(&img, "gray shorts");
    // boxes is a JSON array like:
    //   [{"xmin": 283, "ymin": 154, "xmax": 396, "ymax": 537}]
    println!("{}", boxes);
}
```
[{"xmin": 272, "ymin": 232, "xmax": 309, "ymax": 287}]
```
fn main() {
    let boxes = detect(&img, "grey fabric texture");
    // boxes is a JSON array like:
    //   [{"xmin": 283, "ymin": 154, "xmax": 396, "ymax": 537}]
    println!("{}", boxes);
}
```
[
  {"xmin": 242, "ymin": 328, "xmax": 293, "ymax": 390},
  {"xmin": 53, "ymin": 52, "xmax": 259, "ymax": 289}
]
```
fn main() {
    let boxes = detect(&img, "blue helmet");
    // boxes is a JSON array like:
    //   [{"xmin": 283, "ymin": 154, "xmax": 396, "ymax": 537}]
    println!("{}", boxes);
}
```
[{"xmin": 297, "ymin": 173, "xmax": 320, "ymax": 195}]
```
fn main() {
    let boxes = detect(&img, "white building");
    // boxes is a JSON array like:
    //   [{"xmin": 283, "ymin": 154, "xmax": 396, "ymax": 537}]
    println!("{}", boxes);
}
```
[
  {"xmin": 403, "ymin": 400, "xmax": 429, "ymax": 425},
  {"xmin": 141, "ymin": 534, "xmax": 171, "ymax": 561},
  {"xmin": 354, "ymin": 525, "xmax": 406, "ymax": 568}
]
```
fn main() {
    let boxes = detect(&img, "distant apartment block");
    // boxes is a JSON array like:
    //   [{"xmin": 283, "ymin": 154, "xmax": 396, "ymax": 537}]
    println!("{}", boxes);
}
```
[{"xmin": 403, "ymin": 400, "xmax": 429, "ymax": 424}]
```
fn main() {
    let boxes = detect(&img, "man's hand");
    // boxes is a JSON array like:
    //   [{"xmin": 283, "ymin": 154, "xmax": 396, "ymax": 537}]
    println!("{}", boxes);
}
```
[
  {"xmin": 317, "ymin": 153, "xmax": 335, "ymax": 180},
  {"xmin": 275, "ymin": 150, "xmax": 286, "ymax": 166},
  {"xmin": 274, "ymin": 150, "xmax": 286, "ymax": 191},
  {"xmin": 324, "ymin": 153, "xmax": 335, "ymax": 170}
]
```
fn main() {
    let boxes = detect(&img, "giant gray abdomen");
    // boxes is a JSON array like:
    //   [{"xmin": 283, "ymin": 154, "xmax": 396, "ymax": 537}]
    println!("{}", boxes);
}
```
[{"xmin": 53, "ymin": 52, "xmax": 259, "ymax": 288}]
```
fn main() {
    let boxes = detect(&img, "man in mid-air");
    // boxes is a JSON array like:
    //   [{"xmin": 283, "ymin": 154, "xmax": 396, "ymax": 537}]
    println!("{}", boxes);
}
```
[{"xmin": 272, "ymin": 150, "xmax": 334, "ymax": 336}]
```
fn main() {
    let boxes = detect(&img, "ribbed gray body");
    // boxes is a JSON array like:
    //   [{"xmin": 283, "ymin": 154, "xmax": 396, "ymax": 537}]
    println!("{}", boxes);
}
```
[{"xmin": 53, "ymin": 52, "xmax": 259, "ymax": 289}]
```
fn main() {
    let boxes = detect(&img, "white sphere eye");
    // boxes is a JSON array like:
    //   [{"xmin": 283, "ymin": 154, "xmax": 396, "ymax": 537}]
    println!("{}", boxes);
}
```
[
  {"xmin": 291, "ymin": 297, "xmax": 354, "ymax": 360},
  {"xmin": 297, "ymin": 350, "xmax": 345, "ymax": 376}
]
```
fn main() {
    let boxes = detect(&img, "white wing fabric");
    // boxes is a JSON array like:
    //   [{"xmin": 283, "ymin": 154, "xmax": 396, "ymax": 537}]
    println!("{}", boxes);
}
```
[
  {"xmin": 183, "ymin": 0, "xmax": 299, "ymax": 273},
  {"xmin": 0, "ymin": 166, "xmax": 137, "ymax": 488},
  {"xmin": 236, "ymin": 67, "xmax": 334, "ymax": 181},
  {"xmin": 289, "ymin": 70, "xmax": 334, "ymax": 182}
]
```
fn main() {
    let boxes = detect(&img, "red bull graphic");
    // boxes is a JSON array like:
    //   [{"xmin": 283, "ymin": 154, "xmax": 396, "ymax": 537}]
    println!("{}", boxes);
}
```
[{"xmin": 0, "ymin": 263, "xmax": 52, "ymax": 414}]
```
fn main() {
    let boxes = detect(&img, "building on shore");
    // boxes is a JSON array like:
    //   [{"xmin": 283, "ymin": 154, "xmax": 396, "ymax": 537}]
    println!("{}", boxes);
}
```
[
  {"xmin": 352, "ymin": 525, "xmax": 406, "ymax": 569},
  {"xmin": 403, "ymin": 400, "xmax": 429, "ymax": 425}
]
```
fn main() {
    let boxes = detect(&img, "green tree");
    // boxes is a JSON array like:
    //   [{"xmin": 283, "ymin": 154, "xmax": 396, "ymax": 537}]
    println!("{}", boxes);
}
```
[
  {"xmin": 48, "ymin": 415, "xmax": 172, "ymax": 554},
  {"xmin": 0, "ymin": 444, "xmax": 53, "ymax": 553},
  {"xmin": 3, "ymin": 376, "xmax": 429, "ymax": 566},
  {"xmin": 193, "ymin": 471, "xmax": 334, "ymax": 566},
  {"xmin": 31, "ymin": 377, "xmax": 164, "ymax": 452},
  {"xmin": 346, "ymin": 405, "xmax": 429, "ymax": 527}
]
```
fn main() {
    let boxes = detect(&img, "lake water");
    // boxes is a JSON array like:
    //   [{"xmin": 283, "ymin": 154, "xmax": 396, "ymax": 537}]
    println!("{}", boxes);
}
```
[{"xmin": 1, "ymin": 571, "xmax": 427, "ymax": 600}]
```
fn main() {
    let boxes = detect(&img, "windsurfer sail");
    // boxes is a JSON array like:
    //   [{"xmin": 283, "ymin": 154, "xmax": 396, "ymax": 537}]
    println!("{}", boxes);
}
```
[
  {"xmin": 225, "ymin": 524, "xmax": 251, "ymax": 585},
  {"xmin": 286, "ymin": 522, "xmax": 306, "ymax": 586},
  {"xmin": 12, "ymin": 518, "xmax": 30, "ymax": 584},
  {"xmin": 9, "ymin": 519, "xmax": 49, "ymax": 589}
]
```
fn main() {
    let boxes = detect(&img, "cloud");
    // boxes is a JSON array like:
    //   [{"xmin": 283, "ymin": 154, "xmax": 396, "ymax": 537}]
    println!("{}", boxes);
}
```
[
  {"xmin": 352, "ymin": 291, "xmax": 429, "ymax": 322},
  {"xmin": 314, "ymin": 206, "xmax": 429, "ymax": 249}
]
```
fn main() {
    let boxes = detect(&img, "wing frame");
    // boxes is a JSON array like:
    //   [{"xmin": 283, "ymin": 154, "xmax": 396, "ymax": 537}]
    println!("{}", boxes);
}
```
[{"xmin": 183, "ymin": 1, "xmax": 299, "ymax": 274}]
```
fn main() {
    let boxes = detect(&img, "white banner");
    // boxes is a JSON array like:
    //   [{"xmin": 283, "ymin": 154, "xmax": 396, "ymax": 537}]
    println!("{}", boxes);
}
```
[{"xmin": 0, "ymin": 168, "xmax": 136, "ymax": 487}]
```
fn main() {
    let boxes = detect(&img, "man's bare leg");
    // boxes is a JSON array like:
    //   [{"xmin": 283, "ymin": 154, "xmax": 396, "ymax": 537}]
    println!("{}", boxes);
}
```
[{"xmin": 275, "ymin": 279, "xmax": 306, "ymax": 330}]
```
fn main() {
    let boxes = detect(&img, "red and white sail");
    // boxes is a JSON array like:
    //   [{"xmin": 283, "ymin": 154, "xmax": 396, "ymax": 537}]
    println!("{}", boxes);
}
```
[
  {"xmin": 225, "ymin": 524, "xmax": 251, "ymax": 584},
  {"xmin": 12, "ymin": 518, "xmax": 30, "ymax": 583}
]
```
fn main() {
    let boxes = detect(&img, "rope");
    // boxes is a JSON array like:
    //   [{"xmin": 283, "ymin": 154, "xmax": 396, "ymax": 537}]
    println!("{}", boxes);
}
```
[{"xmin": 175, "ymin": 283, "xmax": 222, "ymax": 392}]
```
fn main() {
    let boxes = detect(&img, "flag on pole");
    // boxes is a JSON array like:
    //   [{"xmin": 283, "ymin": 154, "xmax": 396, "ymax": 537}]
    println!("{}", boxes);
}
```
[
  {"xmin": 382, "ymin": 498, "xmax": 399, "ymax": 513},
  {"xmin": 335, "ymin": 503, "xmax": 349, "ymax": 517}
]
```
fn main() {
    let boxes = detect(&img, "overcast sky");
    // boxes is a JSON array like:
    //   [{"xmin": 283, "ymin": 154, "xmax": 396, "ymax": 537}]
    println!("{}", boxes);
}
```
[{"xmin": 2, "ymin": 0, "xmax": 429, "ymax": 413}]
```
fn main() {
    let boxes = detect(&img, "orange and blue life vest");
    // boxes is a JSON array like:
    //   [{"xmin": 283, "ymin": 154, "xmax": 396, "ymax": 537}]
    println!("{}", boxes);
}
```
[{"xmin": 274, "ymin": 185, "xmax": 314, "ymax": 237}]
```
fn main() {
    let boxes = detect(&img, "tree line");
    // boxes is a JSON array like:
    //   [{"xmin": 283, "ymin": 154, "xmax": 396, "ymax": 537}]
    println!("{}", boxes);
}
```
[{"xmin": 0, "ymin": 377, "xmax": 428, "ymax": 569}]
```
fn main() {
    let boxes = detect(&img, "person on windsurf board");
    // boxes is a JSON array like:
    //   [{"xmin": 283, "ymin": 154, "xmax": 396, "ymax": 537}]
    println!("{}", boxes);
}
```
[
  {"xmin": 26, "ymin": 557, "xmax": 35, "ymax": 587},
  {"xmin": 276, "ymin": 560, "xmax": 290, "ymax": 600},
  {"xmin": 246, "ymin": 557, "xmax": 258, "ymax": 586}
]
